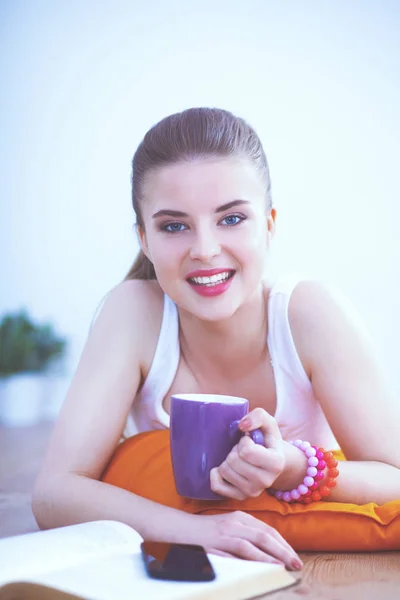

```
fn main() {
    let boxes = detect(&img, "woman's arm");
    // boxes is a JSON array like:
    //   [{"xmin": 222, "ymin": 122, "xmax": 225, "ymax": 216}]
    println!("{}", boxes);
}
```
[
  {"xmin": 290, "ymin": 280, "xmax": 400, "ymax": 504},
  {"xmin": 32, "ymin": 281, "xmax": 301, "ymax": 568},
  {"xmin": 32, "ymin": 280, "xmax": 158, "ymax": 529},
  {"xmin": 213, "ymin": 281, "xmax": 400, "ymax": 505}
]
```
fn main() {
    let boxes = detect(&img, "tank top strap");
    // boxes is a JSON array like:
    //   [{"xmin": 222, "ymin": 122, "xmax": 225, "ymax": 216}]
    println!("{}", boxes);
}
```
[
  {"xmin": 267, "ymin": 275, "xmax": 311, "ymax": 395},
  {"xmin": 138, "ymin": 293, "xmax": 179, "ymax": 427}
]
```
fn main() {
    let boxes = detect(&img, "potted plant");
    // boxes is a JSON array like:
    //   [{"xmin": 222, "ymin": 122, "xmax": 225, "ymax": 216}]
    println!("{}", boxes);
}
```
[{"xmin": 0, "ymin": 310, "xmax": 68, "ymax": 426}]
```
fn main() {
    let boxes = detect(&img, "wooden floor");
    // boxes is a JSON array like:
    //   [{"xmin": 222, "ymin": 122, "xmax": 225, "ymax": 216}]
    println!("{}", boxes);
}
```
[{"xmin": 1, "ymin": 423, "xmax": 399, "ymax": 599}]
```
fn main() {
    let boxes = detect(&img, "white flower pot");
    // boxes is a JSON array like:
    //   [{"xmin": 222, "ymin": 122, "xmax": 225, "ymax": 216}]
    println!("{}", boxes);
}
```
[
  {"xmin": 0, "ymin": 373, "xmax": 44, "ymax": 427},
  {"xmin": 0, "ymin": 373, "xmax": 71, "ymax": 427}
]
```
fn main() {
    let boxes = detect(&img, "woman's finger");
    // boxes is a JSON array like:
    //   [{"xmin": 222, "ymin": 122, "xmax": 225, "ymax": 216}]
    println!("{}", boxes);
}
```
[
  {"xmin": 220, "ymin": 538, "xmax": 286, "ymax": 565},
  {"xmin": 239, "ymin": 407, "xmax": 282, "ymax": 448},
  {"xmin": 235, "ymin": 512, "xmax": 302, "ymax": 565},
  {"xmin": 199, "ymin": 512, "xmax": 302, "ymax": 569},
  {"xmin": 235, "ymin": 436, "xmax": 284, "ymax": 474},
  {"xmin": 223, "ymin": 438, "xmax": 284, "ymax": 489},
  {"xmin": 232, "ymin": 523, "xmax": 301, "ymax": 569},
  {"xmin": 209, "ymin": 467, "xmax": 247, "ymax": 500},
  {"xmin": 218, "ymin": 461, "xmax": 264, "ymax": 498},
  {"xmin": 221, "ymin": 442, "xmax": 276, "ymax": 492},
  {"xmin": 267, "ymin": 526, "xmax": 301, "ymax": 557}
]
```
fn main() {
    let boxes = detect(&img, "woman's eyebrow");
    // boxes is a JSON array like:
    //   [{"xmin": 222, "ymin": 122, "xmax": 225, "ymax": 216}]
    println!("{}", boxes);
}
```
[
  {"xmin": 152, "ymin": 199, "xmax": 250, "ymax": 219},
  {"xmin": 216, "ymin": 199, "xmax": 250, "ymax": 213}
]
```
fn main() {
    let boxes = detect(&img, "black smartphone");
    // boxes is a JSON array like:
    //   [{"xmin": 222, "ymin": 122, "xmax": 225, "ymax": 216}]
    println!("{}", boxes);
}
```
[{"xmin": 140, "ymin": 541, "xmax": 216, "ymax": 582}]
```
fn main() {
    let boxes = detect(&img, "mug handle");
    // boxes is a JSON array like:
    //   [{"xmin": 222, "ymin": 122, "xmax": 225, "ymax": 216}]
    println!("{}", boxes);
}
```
[
  {"xmin": 249, "ymin": 428, "xmax": 264, "ymax": 445},
  {"xmin": 230, "ymin": 420, "xmax": 264, "ymax": 446}
]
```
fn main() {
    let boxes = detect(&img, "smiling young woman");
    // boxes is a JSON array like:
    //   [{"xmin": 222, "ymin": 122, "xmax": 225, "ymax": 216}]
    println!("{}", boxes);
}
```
[
  {"xmin": 136, "ymin": 156, "xmax": 274, "ymax": 324},
  {"xmin": 32, "ymin": 107, "xmax": 400, "ymax": 567}
]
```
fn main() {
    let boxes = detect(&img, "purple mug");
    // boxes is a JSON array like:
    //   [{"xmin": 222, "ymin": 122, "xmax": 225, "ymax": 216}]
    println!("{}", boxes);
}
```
[{"xmin": 170, "ymin": 393, "xmax": 264, "ymax": 500}]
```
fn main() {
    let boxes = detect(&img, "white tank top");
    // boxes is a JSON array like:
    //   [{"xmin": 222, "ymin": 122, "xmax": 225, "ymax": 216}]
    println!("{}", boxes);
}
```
[{"xmin": 124, "ymin": 276, "xmax": 339, "ymax": 450}]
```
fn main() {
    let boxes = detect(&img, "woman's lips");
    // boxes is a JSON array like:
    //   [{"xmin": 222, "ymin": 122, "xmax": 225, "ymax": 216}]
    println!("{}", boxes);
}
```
[
  {"xmin": 186, "ymin": 270, "xmax": 235, "ymax": 297},
  {"xmin": 185, "ymin": 268, "xmax": 235, "ymax": 279}
]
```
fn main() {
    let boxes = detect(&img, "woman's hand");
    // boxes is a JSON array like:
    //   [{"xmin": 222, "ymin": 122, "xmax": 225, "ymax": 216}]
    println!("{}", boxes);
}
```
[
  {"xmin": 210, "ymin": 408, "xmax": 286, "ymax": 500},
  {"xmin": 193, "ymin": 511, "xmax": 302, "ymax": 570}
]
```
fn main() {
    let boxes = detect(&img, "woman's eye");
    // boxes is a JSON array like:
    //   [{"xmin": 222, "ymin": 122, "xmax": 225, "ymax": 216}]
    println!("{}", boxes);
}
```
[
  {"xmin": 220, "ymin": 214, "xmax": 246, "ymax": 227},
  {"xmin": 162, "ymin": 222, "xmax": 187, "ymax": 233}
]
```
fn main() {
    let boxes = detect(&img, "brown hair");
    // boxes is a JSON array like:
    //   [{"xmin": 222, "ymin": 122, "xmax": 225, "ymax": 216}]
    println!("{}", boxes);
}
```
[{"xmin": 125, "ymin": 107, "xmax": 272, "ymax": 281}]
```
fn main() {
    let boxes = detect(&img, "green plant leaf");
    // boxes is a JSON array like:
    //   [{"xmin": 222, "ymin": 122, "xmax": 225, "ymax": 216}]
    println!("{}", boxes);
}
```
[{"xmin": 0, "ymin": 310, "xmax": 67, "ymax": 376}]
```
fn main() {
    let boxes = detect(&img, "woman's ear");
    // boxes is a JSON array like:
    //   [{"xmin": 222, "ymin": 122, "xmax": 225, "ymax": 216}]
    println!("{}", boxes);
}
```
[
  {"xmin": 137, "ymin": 226, "xmax": 153, "ymax": 262},
  {"xmin": 267, "ymin": 207, "xmax": 277, "ymax": 241}
]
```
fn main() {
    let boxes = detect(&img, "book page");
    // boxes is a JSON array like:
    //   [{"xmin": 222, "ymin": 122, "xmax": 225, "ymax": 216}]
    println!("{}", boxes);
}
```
[
  {"xmin": 24, "ymin": 552, "xmax": 297, "ymax": 600},
  {"xmin": 0, "ymin": 520, "xmax": 143, "ymax": 585}
]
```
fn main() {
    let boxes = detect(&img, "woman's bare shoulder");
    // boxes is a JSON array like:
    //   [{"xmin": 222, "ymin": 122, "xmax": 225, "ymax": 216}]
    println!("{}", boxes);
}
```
[
  {"xmin": 94, "ymin": 279, "xmax": 164, "ymax": 329},
  {"xmin": 288, "ymin": 280, "xmax": 371, "ymax": 374},
  {"xmin": 33, "ymin": 279, "xmax": 166, "ymax": 481},
  {"xmin": 90, "ymin": 279, "xmax": 165, "ymax": 366},
  {"xmin": 289, "ymin": 280, "xmax": 367, "ymax": 331}
]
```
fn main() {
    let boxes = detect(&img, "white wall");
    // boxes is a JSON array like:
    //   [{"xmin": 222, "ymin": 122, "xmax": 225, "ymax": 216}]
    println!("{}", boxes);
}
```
[{"xmin": 1, "ymin": 0, "xmax": 399, "ymax": 396}]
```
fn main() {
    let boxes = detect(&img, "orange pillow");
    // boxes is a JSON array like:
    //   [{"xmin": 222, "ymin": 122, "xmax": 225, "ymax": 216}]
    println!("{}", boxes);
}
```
[{"xmin": 102, "ymin": 430, "xmax": 400, "ymax": 551}]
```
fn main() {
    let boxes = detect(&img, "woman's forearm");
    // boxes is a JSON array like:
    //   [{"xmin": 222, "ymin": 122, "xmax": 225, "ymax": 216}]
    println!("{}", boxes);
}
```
[
  {"xmin": 32, "ymin": 472, "xmax": 303, "ymax": 568},
  {"xmin": 273, "ymin": 443, "xmax": 400, "ymax": 504},
  {"xmin": 326, "ymin": 460, "xmax": 400, "ymax": 505},
  {"xmin": 32, "ymin": 473, "xmax": 198, "ymax": 543}
]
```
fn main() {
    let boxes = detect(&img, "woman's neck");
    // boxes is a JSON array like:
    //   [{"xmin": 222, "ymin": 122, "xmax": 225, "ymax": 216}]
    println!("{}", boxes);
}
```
[{"xmin": 178, "ymin": 283, "xmax": 270, "ymax": 382}]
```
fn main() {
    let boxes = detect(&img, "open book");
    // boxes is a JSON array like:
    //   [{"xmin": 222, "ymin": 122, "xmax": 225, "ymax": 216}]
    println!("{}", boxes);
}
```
[{"xmin": 0, "ymin": 521, "xmax": 298, "ymax": 600}]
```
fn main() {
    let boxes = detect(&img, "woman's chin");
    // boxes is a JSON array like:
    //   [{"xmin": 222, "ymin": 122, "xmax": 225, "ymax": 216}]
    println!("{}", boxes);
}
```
[
  {"xmin": 192, "ymin": 306, "xmax": 238, "ymax": 323},
  {"xmin": 162, "ymin": 276, "xmax": 264, "ymax": 322},
  {"xmin": 180, "ymin": 292, "xmax": 242, "ymax": 323}
]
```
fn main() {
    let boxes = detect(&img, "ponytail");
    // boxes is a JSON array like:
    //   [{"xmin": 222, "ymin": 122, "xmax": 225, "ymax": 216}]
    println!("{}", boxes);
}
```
[{"xmin": 125, "ymin": 250, "xmax": 156, "ymax": 281}]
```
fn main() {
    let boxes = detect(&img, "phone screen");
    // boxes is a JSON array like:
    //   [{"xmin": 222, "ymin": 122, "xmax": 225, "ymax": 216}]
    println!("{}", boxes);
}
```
[{"xmin": 140, "ymin": 541, "xmax": 216, "ymax": 582}]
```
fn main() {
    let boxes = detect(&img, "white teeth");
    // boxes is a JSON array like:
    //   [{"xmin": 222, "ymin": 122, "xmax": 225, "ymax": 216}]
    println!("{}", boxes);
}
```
[{"xmin": 190, "ymin": 271, "xmax": 233, "ymax": 286}]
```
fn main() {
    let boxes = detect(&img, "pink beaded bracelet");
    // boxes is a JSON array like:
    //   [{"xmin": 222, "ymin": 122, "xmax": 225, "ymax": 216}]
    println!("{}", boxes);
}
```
[{"xmin": 271, "ymin": 440, "xmax": 326, "ymax": 503}]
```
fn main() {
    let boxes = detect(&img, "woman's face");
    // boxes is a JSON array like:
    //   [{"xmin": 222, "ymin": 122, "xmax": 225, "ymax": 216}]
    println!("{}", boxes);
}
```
[{"xmin": 139, "ymin": 157, "xmax": 275, "ymax": 321}]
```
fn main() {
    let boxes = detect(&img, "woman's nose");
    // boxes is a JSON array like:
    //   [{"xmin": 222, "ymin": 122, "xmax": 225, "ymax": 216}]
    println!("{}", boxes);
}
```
[{"xmin": 189, "ymin": 228, "xmax": 221, "ymax": 261}]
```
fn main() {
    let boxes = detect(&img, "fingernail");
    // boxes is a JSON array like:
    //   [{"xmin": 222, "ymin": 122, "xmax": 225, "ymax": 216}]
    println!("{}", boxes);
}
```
[
  {"xmin": 291, "ymin": 558, "xmax": 303, "ymax": 570},
  {"xmin": 239, "ymin": 417, "xmax": 250, "ymax": 429}
]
